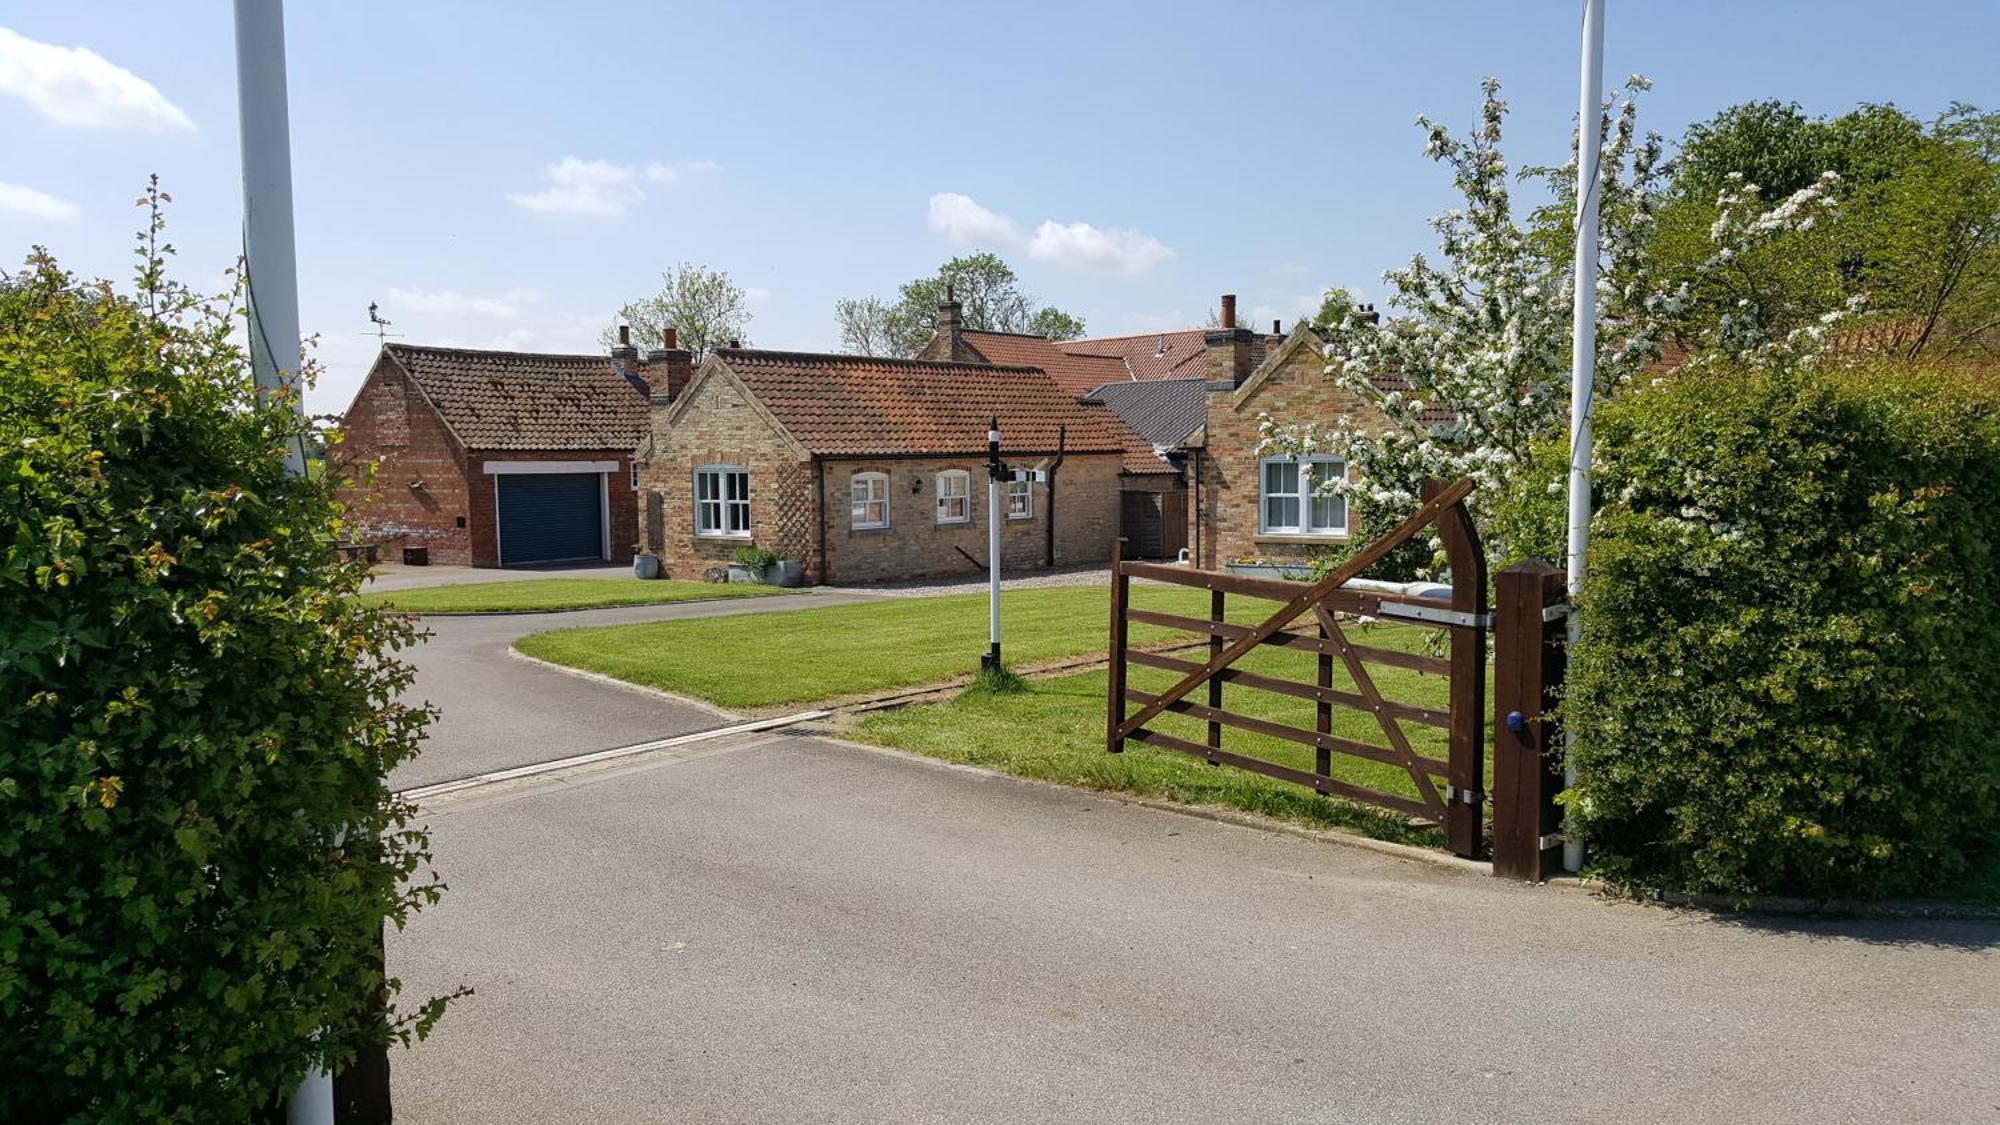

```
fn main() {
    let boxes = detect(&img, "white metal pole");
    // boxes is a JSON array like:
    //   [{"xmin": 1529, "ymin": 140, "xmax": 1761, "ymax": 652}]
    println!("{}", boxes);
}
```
[
  {"xmin": 237, "ymin": 3, "xmax": 331, "ymax": 1120},
  {"xmin": 1563, "ymin": 0, "xmax": 1605, "ymax": 875},
  {"xmin": 987, "ymin": 421, "xmax": 1003, "ymax": 670},
  {"xmin": 236, "ymin": 0, "xmax": 307, "ymax": 476}
]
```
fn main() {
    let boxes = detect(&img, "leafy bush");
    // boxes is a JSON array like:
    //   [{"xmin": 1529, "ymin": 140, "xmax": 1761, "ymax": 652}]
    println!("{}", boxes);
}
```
[
  {"xmin": 732, "ymin": 545, "xmax": 781, "ymax": 571},
  {"xmin": 1564, "ymin": 359, "xmax": 2000, "ymax": 899},
  {"xmin": 1, "ymin": 227, "xmax": 444, "ymax": 1118}
]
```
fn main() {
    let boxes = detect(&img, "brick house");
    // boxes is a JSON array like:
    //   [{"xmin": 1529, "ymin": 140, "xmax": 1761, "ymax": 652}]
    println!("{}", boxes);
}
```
[
  {"xmin": 637, "ymin": 346, "xmax": 1133, "ymax": 584},
  {"xmin": 335, "ymin": 340, "xmax": 666, "ymax": 567},
  {"xmin": 1184, "ymin": 320, "xmax": 1404, "ymax": 569}
]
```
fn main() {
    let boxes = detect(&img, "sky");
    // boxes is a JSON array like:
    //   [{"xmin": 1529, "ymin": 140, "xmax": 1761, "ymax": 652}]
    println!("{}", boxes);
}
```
[{"xmin": 3, "ymin": 1, "xmax": 1996, "ymax": 414}]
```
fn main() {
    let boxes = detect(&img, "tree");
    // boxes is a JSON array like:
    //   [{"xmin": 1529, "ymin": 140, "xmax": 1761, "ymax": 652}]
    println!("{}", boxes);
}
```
[
  {"xmin": 1, "ymin": 188, "xmax": 448, "ymax": 1119},
  {"xmin": 1260, "ymin": 77, "xmax": 1838, "ymax": 560},
  {"xmin": 1652, "ymin": 100, "xmax": 1998, "ymax": 360},
  {"xmin": 604, "ymin": 261, "xmax": 751, "ymax": 359},
  {"xmin": 835, "ymin": 252, "xmax": 1085, "ymax": 356},
  {"xmin": 1312, "ymin": 286, "xmax": 1358, "ymax": 328}
]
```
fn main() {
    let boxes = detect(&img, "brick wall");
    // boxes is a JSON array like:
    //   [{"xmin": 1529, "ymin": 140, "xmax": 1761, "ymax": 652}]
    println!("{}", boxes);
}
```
[
  {"xmin": 819, "ymin": 454, "xmax": 1123, "ymax": 584},
  {"xmin": 1194, "ymin": 339, "xmax": 1388, "ymax": 568},
  {"xmin": 641, "ymin": 368, "xmax": 820, "ymax": 581},
  {"xmin": 333, "ymin": 357, "xmax": 474, "ymax": 564},
  {"xmin": 465, "ymin": 450, "xmax": 640, "ymax": 568}
]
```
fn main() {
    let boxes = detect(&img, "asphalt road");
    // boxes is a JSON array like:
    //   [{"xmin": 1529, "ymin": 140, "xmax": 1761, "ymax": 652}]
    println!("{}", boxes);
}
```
[
  {"xmin": 388, "ymin": 733, "xmax": 2000, "ymax": 1124},
  {"xmin": 391, "ymin": 591, "xmax": 874, "ymax": 789}
]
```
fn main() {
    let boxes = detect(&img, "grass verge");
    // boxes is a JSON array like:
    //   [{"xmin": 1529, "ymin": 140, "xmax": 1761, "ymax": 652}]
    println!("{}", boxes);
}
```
[
  {"xmin": 852, "ymin": 629, "xmax": 1452, "ymax": 846},
  {"xmin": 359, "ymin": 577, "xmax": 780, "ymax": 615},
  {"xmin": 514, "ymin": 584, "xmax": 1272, "ymax": 709}
]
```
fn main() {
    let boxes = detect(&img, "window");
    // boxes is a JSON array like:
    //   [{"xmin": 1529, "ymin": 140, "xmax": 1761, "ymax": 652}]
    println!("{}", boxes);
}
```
[
  {"xmin": 851, "ymin": 472, "xmax": 889, "ymax": 529},
  {"xmin": 1259, "ymin": 456, "xmax": 1347, "ymax": 536},
  {"xmin": 694, "ymin": 465, "xmax": 751, "ymax": 537},
  {"xmin": 1006, "ymin": 478, "xmax": 1033, "ymax": 520},
  {"xmin": 935, "ymin": 470, "xmax": 971, "ymax": 524},
  {"xmin": 630, "ymin": 462, "xmax": 640, "ymax": 490}
]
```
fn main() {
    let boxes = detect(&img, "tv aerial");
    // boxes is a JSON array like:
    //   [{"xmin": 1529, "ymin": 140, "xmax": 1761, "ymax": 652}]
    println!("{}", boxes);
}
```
[{"xmin": 366, "ymin": 301, "xmax": 401, "ymax": 343}]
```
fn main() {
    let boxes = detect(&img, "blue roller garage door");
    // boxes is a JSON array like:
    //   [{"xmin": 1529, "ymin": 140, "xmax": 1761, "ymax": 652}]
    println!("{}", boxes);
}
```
[{"xmin": 496, "ymin": 472, "xmax": 604, "ymax": 566}]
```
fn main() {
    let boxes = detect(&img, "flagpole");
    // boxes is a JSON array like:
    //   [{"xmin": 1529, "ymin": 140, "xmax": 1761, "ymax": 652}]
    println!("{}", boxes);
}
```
[
  {"xmin": 235, "ymin": 0, "xmax": 307, "ymax": 475},
  {"xmin": 1564, "ymin": 0, "xmax": 1605, "ymax": 875}
]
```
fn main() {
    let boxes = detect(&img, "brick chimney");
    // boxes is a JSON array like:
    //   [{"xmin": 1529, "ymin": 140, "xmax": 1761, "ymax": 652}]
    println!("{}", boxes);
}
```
[
  {"xmin": 642, "ymin": 325, "xmax": 695, "ymax": 403},
  {"xmin": 916, "ymin": 284, "xmax": 982, "ymax": 362},
  {"xmin": 1203, "ymin": 292, "xmax": 1255, "ymax": 388},
  {"xmin": 610, "ymin": 324, "xmax": 651, "ymax": 396}
]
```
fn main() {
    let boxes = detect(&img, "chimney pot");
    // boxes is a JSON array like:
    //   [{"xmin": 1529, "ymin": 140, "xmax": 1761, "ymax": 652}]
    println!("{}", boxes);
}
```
[
  {"xmin": 727, "ymin": 338, "xmax": 741, "ymax": 350},
  {"xmin": 1273, "ymin": 319, "xmax": 1282, "ymax": 334},
  {"xmin": 1220, "ymin": 294, "xmax": 1237, "ymax": 330},
  {"xmin": 618, "ymin": 324, "xmax": 630, "ymax": 347},
  {"xmin": 663, "ymin": 326, "xmax": 678, "ymax": 350}
]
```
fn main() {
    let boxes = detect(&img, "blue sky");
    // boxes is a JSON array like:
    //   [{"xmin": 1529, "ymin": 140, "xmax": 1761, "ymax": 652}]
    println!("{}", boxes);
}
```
[{"xmin": 3, "ymin": 1, "xmax": 1995, "ymax": 413}]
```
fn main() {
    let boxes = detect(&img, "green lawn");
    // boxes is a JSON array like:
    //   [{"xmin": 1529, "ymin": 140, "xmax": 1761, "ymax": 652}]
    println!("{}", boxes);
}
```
[
  {"xmin": 515, "ymin": 583, "xmax": 1284, "ymax": 709},
  {"xmin": 853, "ymin": 626, "xmax": 1454, "ymax": 845},
  {"xmin": 360, "ymin": 577, "xmax": 780, "ymax": 615}
]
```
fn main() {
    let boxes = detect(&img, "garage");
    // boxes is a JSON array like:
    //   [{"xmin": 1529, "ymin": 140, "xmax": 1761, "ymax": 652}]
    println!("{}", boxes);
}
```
[{"xmin": 495, "ymin": 471, "xmax": 606, "ymax": 566}]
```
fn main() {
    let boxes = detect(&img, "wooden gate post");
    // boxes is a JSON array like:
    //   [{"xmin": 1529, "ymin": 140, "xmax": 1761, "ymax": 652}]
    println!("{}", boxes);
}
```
[
  {"xmin": 1426, "ymin": 480, "xmax": 1487, "ymax": 859},
  {"xmin": 1491, "ymin": 560, "xmax": 1567, "ymax": 881},
  {"xmin": 1107, "ymin": 537, "xmax": 1130, "ymax": 753}
]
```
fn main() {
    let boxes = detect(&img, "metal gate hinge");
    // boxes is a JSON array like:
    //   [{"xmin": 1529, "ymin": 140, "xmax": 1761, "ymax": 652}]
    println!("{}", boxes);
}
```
[
  {"xmin": 1542, "ymin": 603, "xmax": 1575, "ymax": 623},
  {"xmin": 1537, "ymin": 832, "xmax": 1565, "ymax": 850},
  {"xmin": 1444, "ymin": 785, "xmax": 1486, "ymax": 805}
]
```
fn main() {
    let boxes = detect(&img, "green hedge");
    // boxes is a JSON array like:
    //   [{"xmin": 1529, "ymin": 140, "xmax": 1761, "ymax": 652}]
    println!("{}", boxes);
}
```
[
  {"xmin": 1, "ymin": 244, "xmax": 443, "ymax": 1119},
  {"xmin": 1563, "ymin": 360, "xmax": 2000, "ymax": 900}
]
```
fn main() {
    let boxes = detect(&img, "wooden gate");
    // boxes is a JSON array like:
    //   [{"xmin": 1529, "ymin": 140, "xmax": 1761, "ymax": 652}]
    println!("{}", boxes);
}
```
[
  {"xmin": 1119, "ymin": 489, "xmax": 1189, "ymax": 560},
  {"xmin": 1106, "ymin": 479, "xmax": 1490, "ymax": 857}
]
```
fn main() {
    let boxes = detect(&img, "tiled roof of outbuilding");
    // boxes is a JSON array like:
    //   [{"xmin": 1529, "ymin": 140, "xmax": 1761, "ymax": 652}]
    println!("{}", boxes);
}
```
[
  {"xmin": 957, "ymin": 330, "xmax": 1131, "ymax": 396},
  {"xmin": 383, "ymin": 344, "xmax": 649, "ymax": 451},
  {"xmin": 1083, "ymin": 378, "xmax": 1208, "ymax": 449},
  {"xmin": 712, "ymin": 348, "xmax": 1132, "ymax": 456}
]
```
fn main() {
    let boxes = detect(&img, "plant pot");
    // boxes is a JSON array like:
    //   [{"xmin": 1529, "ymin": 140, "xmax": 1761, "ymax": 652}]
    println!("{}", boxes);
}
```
[
  {"xmin": 769, "ymin": 560, "xmax": 805, "ymax": 587},
  {"xmin": 727, "ymin": 564, "xmax": 760, "ymax": 585},
  {"xmin": 632, "ymin": 554, "xmax": 662, "ymax": 580}
]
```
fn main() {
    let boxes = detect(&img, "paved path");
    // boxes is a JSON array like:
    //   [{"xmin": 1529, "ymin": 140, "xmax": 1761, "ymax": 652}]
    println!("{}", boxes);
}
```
[
  {"xmin": 389, "ymin": 735, "xmax": 1999, "ymax": 1124},
  {"xmin": 392, "ymin": 591, "xmax": 873, "ymax": 789}
]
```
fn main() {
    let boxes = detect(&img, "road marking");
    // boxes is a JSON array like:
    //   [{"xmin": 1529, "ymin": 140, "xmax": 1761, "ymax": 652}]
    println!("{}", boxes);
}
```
[{"xmin": 396, "ymin": 711, "xmax": 830, "ymax": 803}]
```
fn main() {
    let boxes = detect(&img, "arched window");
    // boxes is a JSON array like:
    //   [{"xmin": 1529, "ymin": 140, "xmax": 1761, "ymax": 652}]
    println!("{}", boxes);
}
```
[
  {"xmin": 935, "ymin": 470, "xmax": 971, "ymax": 524},
  {"xmin": 851, "ymin": 471, "xmax": 889, "ymax": 529},
  {"xmin": 694, "ymin": 464, "xmax": 751, "ymax": 537}
]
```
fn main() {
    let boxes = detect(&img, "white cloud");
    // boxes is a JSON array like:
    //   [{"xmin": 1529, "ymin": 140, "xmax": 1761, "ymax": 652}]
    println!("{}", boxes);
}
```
[
  {"xmin": 928, "ymin": 192, "xmax": 1025, "ymax": 246},
  {"xmin": 744, "ymin": 286, "xmax": 772, "ymax": 303},
  {"xmin": 508, "ymin": 158, "xmax": 644, "ymax": 217},
  {"xmin": 927, "ymin": 192, "xmax": 1174, "ymax": 276},
  {"xmin": 1026, "ymin": 220, "xmax": 1174, "ymax": 276},
  {"xmin": 645, "ymin": 159, "xmax": 722, "ymax": 184},
  {"xmin": 0, "ymin": 27, "xmax": 193, "ymax": 132},
  {"xmin": 385, "ymin": 286, "xmax": 541, "ymax": 319},
  {"xmin": 511, "ymin": 156, "xmax": 721, "ymax": 217},
  {"xmin": 0, "ymin": 180, "xmax": 78, "ymax": 221}
]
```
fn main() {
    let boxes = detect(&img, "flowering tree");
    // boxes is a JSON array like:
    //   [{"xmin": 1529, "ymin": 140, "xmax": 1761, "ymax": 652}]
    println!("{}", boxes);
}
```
[{"xmin": 1262, "ymin": 77, "xmax": 1840, "ymax": 563}]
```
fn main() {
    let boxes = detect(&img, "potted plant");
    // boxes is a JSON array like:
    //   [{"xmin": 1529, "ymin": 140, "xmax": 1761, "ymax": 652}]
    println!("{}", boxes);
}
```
[
  {"xmin": 768, "ymin": 553, "xmax": 805, "ymax": 587},
  {"xmin": 632, "ymin": 544, "xmax": 662, "ymax": 580},
  {"xmin": 729, "ymin": 545, "xmax": 779, "ymax": 584}
]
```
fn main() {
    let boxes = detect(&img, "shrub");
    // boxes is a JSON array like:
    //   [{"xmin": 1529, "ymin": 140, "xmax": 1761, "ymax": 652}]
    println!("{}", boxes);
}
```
[
  {"xmin": 732, "ymin": 545, "xmax": 780, "ymax": 572},
  {"xmin": 1563, "ymin": 358, "xmax": 2000, "ymax": 899},
  {"xmin": 0, "ymin": 228, "xmax": 444, "ymax": 1118}
]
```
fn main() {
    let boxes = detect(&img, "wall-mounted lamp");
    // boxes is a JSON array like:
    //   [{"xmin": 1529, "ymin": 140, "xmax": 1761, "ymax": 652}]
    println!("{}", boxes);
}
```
[{"xmin": 910, "ymin": 477, "xmax": 923, "ymax": 494}]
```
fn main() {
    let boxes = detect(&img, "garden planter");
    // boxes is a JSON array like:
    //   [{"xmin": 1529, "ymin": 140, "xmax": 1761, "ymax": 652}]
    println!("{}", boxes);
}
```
[
  {"xmin": 769, "ymin": 560, "xmax": 805, "ymax": 587},
  {"xmin": 632, "ymin": 554, "xmax": 662, "ymax": 580},
  {"xmin": 727, "ymin": 564, "xmax": 760, "ymax": 585}
]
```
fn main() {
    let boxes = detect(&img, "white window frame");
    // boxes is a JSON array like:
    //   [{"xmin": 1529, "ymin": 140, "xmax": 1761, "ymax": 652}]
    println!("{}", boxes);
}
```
[
  {"xmin": 935, "ymin": 470, "xmax": 971, "ymax": 525},
  {"xmin": 630, "ymin": 461, "xmax": 640, "ymax": 490},
  {"xmin": 1006, "ymin": 477, "xmax": 1033, "ymax": 520},
  {"xmin": 851, "ymin": 471, "xmax": 890, "ymax": 530},
  {"xmin": 694, "ymin": 464, "xmax": 751, "ymax": 539},
  {"xmin": 1258, "ymin": 455, "xmax": 1348, "ymax": 536}
]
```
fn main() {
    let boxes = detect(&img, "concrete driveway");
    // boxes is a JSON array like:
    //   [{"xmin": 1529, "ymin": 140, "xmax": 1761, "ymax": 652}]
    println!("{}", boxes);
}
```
[
  {"xmin": 392, "ymin": 591, "xmax": 872, "ymax": 789},
  {"xmin": 389, "ymin": 734, "xmax": 1999, "ymax": 1124}
]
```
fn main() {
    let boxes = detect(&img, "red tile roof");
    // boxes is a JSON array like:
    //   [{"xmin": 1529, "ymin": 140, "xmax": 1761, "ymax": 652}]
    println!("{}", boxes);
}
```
[
  {"xmin": 1065, "ymin": 329, "xmax": 1217, "ymax": 381},
  {"xmin": 713, "ymin": 349, "xmax": 1132, "ymax": 456},
  {"xmin": 384, "ymin": 344, "xmax": 649, "ymax": 451},
  {"xmin": 957, "ymin": 331, "xmax": 1131, "ymax": 396}
]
